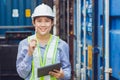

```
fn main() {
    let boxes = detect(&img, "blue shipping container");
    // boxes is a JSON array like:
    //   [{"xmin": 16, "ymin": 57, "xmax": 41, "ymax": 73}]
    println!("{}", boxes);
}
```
[
  {"xmin": 73, "ymin": 0, "xmax": 120, "ymax": 80},
  {"xmin": 0, "ymin": 0, "xmax": 42, "ymax": 26}
]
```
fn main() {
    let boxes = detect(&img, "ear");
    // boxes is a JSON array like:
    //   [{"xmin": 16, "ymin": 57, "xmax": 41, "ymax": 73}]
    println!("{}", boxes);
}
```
[
  {"xmin": 52, "ymin": 23, "xmax": 54, "ymax": 27},
  {"xmin": 32, "ymin": 20, "xmax": 35, "ymax": 27},
  {"xmin": 51, "ymin": 21, "xmax": 54, "ymax": 27},
  {"xmin": 32, "ymin": 20, "xmax": 37, "ymax": 32}
]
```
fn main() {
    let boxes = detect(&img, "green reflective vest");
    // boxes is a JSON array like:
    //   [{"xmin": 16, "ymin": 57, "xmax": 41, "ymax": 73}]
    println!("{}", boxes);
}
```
[{"xmin": 28, "ymin": 34, "xmax": 59, "ymax": 80}]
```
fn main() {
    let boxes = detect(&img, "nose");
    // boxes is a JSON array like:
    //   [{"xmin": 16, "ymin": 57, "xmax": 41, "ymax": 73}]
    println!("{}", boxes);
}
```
[{"xmin": 40, "ymin": 22, "xmax": 46, "ymax": 27}]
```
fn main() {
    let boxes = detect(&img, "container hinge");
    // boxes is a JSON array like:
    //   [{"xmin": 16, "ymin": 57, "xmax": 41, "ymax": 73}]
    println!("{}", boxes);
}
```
[{"xmin": 104, "ymin": 68, "xmax": 112, "ymax": 73}]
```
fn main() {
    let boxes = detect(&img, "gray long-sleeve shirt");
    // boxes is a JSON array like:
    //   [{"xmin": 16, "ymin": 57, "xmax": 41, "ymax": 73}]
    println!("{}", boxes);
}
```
[{"xmin": 16, "ymin": 35, "xmax": 71, "ymax": 80}]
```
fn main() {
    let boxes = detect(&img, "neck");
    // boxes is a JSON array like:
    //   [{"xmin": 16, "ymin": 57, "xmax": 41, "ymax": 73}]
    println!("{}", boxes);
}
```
[{"xmin": 36, "ymin": 33, "xmax": 51, "ymax": 45}]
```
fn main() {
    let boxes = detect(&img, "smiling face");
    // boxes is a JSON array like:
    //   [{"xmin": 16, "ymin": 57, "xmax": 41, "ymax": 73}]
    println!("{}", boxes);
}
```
[{"xmin": 32, "ymin": 16, "xmax": 53, "ymax": 36}]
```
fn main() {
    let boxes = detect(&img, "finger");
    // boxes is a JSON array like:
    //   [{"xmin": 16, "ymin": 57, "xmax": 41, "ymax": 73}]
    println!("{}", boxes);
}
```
[
  {"xmin": 49, "ymin": 71, "xmax": 57, "ymax": 76},
  {"xmin": 31, "ymin": 39, "xmax": 37, "ymax": 44},
  {"xmin": 31, "ymin": 39, "xmax": 37, "ymax": 46},
  {"xmin": 49, "ymin": 71, "xmax": 62, "ymax": 79},
  {"xmin": 53, "ymin": 69, "xmax": 60, "ymax": 73},
  {"xmin": 53, "ymin": 68, "xmax": 63, "ymax": 73},
  {"xmin": 60, "ymin": 68, "xmax": 63, "ymax": 73}
]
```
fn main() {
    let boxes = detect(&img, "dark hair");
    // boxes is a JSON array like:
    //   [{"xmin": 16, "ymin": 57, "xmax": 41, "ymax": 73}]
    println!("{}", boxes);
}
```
[{"xmin": 33, "ymin": 16, "xmax": 54, "ymax": 22}]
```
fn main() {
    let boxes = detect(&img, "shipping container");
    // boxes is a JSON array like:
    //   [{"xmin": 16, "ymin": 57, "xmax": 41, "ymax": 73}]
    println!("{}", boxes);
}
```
[
  {"xmin": 73, "ymin": 0, "xmax": 120, "ymax": 80},
  {"xmin": 0, "ymin": 0, "xmax": 44, "ymax": 26}
]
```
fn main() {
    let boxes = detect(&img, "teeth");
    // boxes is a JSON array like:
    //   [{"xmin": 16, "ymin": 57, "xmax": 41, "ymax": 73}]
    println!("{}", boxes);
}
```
[{"xmin": 41, "ymin": 28, "xmax": 46, "ymax": 32}]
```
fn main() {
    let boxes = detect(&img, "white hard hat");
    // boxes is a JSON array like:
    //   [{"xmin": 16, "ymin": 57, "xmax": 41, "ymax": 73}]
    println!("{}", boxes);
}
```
[{"xmin": 31, "ymin": 3, "xmax": 54, "ymax": 19}]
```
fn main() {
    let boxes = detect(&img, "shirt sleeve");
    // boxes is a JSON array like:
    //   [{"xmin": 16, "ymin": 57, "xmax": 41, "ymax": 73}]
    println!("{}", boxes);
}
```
[
  {"xmin": 16, "ymin": 39, "xmax": 33, "ymax": 79},
  {"xmin": 59, "ymin": 40, "xmax": 71, "ymax": 80}
]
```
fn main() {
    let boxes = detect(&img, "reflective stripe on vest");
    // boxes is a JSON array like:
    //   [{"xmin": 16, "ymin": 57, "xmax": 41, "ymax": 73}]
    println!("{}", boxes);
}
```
[{"xmin": 28, "ymin": 34, "xmax": 59, "ymax": 80}]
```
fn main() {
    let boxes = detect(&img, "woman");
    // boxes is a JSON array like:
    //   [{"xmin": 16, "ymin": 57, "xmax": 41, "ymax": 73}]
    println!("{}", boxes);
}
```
[{"xmin": 16, "ymin": 3, "xmax": 71, "ymax": 80}]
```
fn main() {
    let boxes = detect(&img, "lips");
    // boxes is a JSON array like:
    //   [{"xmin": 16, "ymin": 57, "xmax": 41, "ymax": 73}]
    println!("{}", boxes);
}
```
[{"xmin": 40, "ymin": 27, "xmax": 47, "ymax": 32}]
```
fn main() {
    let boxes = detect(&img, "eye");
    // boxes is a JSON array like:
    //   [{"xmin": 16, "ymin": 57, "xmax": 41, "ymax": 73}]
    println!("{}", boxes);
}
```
[
  {"xmin": 37, "ymin": 20, "xmax": 42, "ymax": 22},
  {"xmin": 45, "ymin": 19, "xmax": 51, "ymax": 22}
]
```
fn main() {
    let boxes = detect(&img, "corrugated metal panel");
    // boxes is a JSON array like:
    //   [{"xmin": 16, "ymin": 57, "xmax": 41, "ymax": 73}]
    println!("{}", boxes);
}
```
[
  {"xmin": 98, "ymin": 0, "xmax": 120, "ymax": 80},
  {"xmin": 110, "ymin": 31, "xmax": 120, "ymax": 79},
  {"xmin": 109, "ymin": 0, "xmax": 120, "ymax": 78},
  {"xmin": 12, "ymin": 0, "xmax": 19, "ymax": 25},
  {"xmin": 55, "ymin": 0, "xmax": 60, "ymax": 35},
  {"xmin": 25, "ymin": 0, "xmax": 32, "ymax": 25},
  {"xmin": 19, "ymin": 0, "xmax": 25, "ymax": 25},
  {"xmin": 110, "ymin": 0, "xmax": 120, "ymax": 16},
  {"xmin": 0, "ymin": 0, "xmax": 6, "ymax": 25},
  {"xmin": 6, "ymin": 0, "xmax": 12, "ymax": 25}
]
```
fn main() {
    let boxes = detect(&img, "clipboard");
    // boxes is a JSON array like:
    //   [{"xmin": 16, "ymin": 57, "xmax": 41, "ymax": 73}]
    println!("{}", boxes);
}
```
[{"xmin": 37, "ymin": 63, "xmax": 61, "ymax": 77}]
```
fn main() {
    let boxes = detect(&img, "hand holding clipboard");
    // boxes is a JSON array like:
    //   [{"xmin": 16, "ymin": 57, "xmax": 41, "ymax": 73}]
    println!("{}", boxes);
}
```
[{"xmin": 37, "ymin": 63, "xmax": 61, "ymax": 77}]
